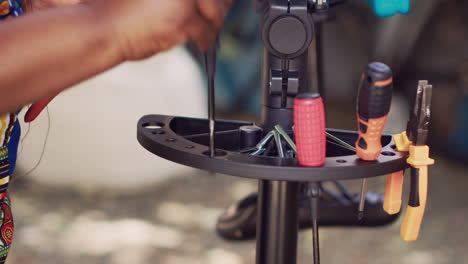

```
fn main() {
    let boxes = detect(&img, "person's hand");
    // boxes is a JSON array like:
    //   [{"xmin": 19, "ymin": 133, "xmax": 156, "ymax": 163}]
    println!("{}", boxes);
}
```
[{"xmin": 91, "ymin": 0, "xmax": 233, "ymax": 61}]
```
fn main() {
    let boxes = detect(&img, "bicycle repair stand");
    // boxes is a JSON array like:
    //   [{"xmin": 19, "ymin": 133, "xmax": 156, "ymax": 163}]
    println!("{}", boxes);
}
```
[{"xmin": 137, "ymin": 1, "xmax": 409, "ymax": 263}]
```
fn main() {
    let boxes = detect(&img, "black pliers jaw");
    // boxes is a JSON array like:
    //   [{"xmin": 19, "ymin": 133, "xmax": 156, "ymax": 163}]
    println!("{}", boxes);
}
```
[{"xmin": 406, "ymin": 80, "xmax": 433, "ymax": 146}]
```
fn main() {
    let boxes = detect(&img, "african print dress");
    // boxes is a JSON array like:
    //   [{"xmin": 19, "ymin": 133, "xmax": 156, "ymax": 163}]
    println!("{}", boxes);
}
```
[{"xmin": 0, "ymin": 0, "xmax": 25, "ymax": 262}]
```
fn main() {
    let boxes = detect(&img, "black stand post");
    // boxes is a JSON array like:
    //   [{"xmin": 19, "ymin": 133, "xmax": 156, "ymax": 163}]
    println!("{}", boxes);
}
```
[
  {"xmin": 256, "ymin": 180, "xmax": 300, "ymax": 264},
  {"xmin": 255, "ymin": 1, "xmax": 315, "ymax": 263}
]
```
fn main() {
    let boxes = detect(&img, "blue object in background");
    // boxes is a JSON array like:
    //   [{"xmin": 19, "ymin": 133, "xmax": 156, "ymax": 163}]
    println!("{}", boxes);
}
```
[
  {"xmin": 451, "ymin": 95, "xmax": 468, "ymax": 159},
  {"xmin": 368, "ymin": 0, "xmax": 411, "ymax": 17},
  {"xmin": 216, "ymin": 0, "xmax": 262, "ymax": 114},
  {"xmin": 7, "ymin": 120, "xmax": 20, "ymax": 175}
]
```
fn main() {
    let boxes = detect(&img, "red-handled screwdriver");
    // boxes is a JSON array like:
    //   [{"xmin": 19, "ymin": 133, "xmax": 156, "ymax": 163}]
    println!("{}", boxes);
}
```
[
  {"xmin": 356, "ymin": 62, "xmax": 393, "ymax": 220},
  {"xmin": 294, "ymin": 92, "xmax": 326, "ymax": 264},
  {"xmin": 294, "ymin": 93, "xmax": 326, "ymax": 167}
]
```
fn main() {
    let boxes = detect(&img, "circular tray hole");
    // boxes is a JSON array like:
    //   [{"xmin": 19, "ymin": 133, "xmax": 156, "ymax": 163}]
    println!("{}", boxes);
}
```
[
  {"xmin": 390, "ymin": 144, "xmax": 397, "ymax": 150},
  {"xmin": 166, "ymin": 138, "xmax": 177, "ymax": 142},
  {"xmin": 185, "ymin": 145, "xmax": 195, "ymax": 149},
  {"xmin": 336, "ymin": 159, "xmax": 347, "ymax": 163},
  {"xmin": 143, "ymin": 121, "xmax": 165, "ymax": 130},
  {"xmin": 202, "ymin": 150, "xmax": 227, "ymax": 157},
  {"xmin": 382, "ymin": 151, "xmax": 396, "ymax": 156}
]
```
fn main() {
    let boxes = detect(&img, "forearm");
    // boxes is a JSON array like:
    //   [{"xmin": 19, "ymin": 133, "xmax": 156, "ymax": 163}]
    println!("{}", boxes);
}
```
[{"xmin": 0, "ymin": 3, "xmax": 123, "ymax": 114}]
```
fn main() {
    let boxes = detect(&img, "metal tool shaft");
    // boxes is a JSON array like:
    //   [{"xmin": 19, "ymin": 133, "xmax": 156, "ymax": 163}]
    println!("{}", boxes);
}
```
[
  {"xmin": 326, "ymin": 132, "xmax": 356, "ymax": 152},
  {"xmin": 275, "ymin": 125, "xmax": 297, "ymax": 153},
  {"xmin": 208, "ymin": 75, "xmax": 215, "ymax": 158},
  {"xmin": 358, "ymin": 179, "xmax": 368, "ymax": 220},
  {"xmin": 205, "ymin": 41, "xmax": 218, "ymax": 158},
  {"xmin": 309, "ymin": 182, "xmax": 321, "ymax": 264},
  {"xmin": 273, "ymin": 131, "xmax": 285, "ymax": 158},
  {"xmin": 313, "ymin": 219, "xmax": 320, "ymax": 264}
]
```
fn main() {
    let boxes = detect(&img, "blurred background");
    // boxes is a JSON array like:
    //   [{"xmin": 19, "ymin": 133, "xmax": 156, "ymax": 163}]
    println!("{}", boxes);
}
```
[{"xmin": 6, "ymin": 0, "xmax": 468, "ymax": 263}]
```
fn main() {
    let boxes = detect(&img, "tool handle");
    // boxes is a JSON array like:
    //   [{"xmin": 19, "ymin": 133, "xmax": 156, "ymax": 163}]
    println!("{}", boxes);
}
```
[
  {"xmin": 356, "ymin": 62, "xmax": 393, "ymax": 161},
  {"xmin": 294, "ymin": 93, "xmax": 326, "ymax": 167},
  {"xmin": 24, "ymin": 94, "xmax": 58, "ymax": 123},
  {"xmin": 383, "ymin": 170, "xmax": 404, "ymax": 215},
  {"xmin": 401, "ymin": 165, "xmax": 428, "ymax": 242}
]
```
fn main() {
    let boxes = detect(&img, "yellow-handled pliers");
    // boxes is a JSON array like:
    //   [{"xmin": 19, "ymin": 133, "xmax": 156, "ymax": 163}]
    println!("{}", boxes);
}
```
[{"xmin": 383, "ymin": 80, "xmax": 434, "ymax": 242}]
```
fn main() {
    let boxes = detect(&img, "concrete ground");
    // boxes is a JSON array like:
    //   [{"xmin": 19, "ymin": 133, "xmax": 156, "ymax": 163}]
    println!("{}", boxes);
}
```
[{"xmin": 5, "ymin": 154, "xmax": 468, "ymax": 264}]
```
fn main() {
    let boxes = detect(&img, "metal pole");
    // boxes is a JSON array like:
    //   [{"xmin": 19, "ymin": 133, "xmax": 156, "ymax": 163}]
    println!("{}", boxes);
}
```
[
  {"xmin": 315, "ymin": 22, "xmax": 325, "ymax": 97},
  {"xmin": 256, "ymin": 46, "xmax": 300, "ymax": 264},
  {"xmin": 256, "ymin": 180, "xmax": 300, "ymax": 264}
]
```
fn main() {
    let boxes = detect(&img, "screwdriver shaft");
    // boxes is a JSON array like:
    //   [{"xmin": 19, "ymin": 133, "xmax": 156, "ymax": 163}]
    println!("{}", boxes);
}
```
[
  {"xmin": 312, "ymin": 219, "xmax": 320, "ymax": 264},
  {"xmin": 208, "ymin": 72, "xmax": 215, "ymax": 158},
  {"xmin": 309, "ymin": 182, "xmax": 321, "ymax": 264},
  {"xmin": 205, "ymin": 41, "xmax": 218, "ymax": 158},
  {"xmin": 358, "ymin": 178, "xmax": 368, "ymax": 220}
]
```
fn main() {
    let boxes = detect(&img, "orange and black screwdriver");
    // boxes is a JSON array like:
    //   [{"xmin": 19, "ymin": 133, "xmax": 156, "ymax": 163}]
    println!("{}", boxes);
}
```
[{"xmin": 356, "ymin": 62, "xmax": 393, "ymax": 220}]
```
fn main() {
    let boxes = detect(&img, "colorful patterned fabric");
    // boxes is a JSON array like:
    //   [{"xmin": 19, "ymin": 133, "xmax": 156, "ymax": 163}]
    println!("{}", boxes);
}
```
[
  {"xmin": 0, "ymin": 0, "xmax": 23, "ymax": 19},
  {"xmin": 0, "ymin": 113, "xmax": 16, "ymax": 264},
  {"xmin": 0, "ymin": 113, "xmax": 16, "ymax": 200},
  {"xmin": 0, "ymin": 1, "xmax": 23, "ymax": 262},
  {"xmin": 0, "ymin": 194, "xmax": 13, "ymax": 263}
]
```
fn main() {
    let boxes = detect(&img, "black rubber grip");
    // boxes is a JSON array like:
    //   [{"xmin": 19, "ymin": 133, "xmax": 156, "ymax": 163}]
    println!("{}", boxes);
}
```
[
  {"xmin": 359, "ymin": 122, "xmax": 368, "ymax": 134},
  {"xmin": 357, "ymin": 62, "xmax": 393, "ymax": 119},
  {"xmin": 297, "ymin": 93, "xmax": 320, "ymax": 100},
  {"xmin": 409, "ymin": 167, "xmax": 421, "ymax": 207},
  {"xmin": 358, "ymin": 137, "xmax": 368, "ymax": 149}
]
